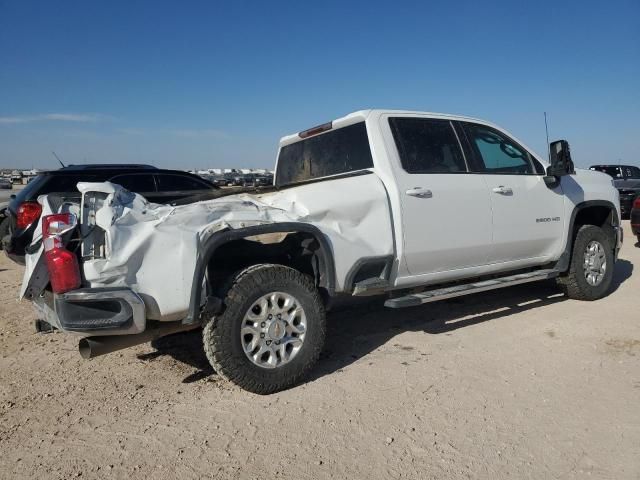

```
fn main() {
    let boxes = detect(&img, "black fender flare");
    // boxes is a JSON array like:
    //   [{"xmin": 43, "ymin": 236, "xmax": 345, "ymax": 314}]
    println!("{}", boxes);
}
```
[
  {"xmin": 183, "ymin": 222, "xmax": 336, "ymax": 324},
  {"xmin": 555, "ymin": 200, "xmax": 619, "ymax": 272}
]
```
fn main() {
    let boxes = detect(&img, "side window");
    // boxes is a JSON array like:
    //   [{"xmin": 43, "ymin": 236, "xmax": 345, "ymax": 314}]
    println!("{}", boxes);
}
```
[
  {"xmin": 110, "ymin": 174, "xmax": 156, "ymax": 193},
  {"xmin": 624, "ymin": 166, "xmax": 640, "ymax": 179},
  {"xmin": 156, "ymin": 174, "xmax": 210, "ymax": 191},
  {"xmin": 463, "ymin": 123, "xmax": 535, "ymax": 175},
  {"xmin": 389, "ymin": 118, "xmax": 466, "ymax": 174}
]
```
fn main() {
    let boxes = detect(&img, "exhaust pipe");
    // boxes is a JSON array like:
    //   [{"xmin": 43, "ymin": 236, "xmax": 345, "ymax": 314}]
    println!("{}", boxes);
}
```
[{"xmin": 79, "ymin": 321, "xmax": 200, "ymax": 359}]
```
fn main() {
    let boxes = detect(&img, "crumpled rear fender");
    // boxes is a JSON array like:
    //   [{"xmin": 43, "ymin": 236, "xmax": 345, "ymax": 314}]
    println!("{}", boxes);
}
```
[{"xmin": 73, "ymin": 173, "xmax": 394, "ymax": 322}]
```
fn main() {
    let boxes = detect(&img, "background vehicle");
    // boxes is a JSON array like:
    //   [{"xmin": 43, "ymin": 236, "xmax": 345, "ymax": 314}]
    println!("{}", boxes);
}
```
[
  {"xmin": 0, "ymin": 178, "xmax": 12, "ymax": 190},
  {"xmin": 241, "ymin": 173, "xmax": 273, "ymax": 187},
  {"xmin": 230, "ymin": 174, "xmax": 246, "ymax": 186},
  {"xmin": 209, "ymin": 173, "xmax": 236, "ymax": 187},
  {"xmin": 22, "ymin": 110, "xmax": 622, "ymax": 394},
  {"xmin": 4, "ymin": 164, "xmax": 217, "ymax": 263},
  {"xmin": 589, "ymin": 164, "xmax": 640, "ymax": 218}
]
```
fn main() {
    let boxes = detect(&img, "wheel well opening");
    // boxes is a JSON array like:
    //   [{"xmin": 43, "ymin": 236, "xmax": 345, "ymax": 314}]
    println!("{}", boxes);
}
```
[
  {"xmin": 573, "ymin": 205, "xmax": 617, "ymax": 248},
  {"xmin": 206, "ymin": 231, "xmax": 330, "ymax": 300},
  {"xmin": 574, "ymin": 206, "xmax": 613, "ymax": 230}
]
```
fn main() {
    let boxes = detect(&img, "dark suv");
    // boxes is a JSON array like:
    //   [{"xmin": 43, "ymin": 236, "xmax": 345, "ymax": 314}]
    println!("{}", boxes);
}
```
[
  {"xmin": 589, "ymin": 164, "xmax": 640, "ymax": 219},
  {"xmin": 2, "ymin": 164, "xmax": 216, "ymax": 264}
]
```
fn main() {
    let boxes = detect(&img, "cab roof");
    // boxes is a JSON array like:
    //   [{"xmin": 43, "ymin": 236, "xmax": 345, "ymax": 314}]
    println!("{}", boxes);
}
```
[{"xmin": 279, "ymin": 109, "xmax": 491, "ymax": 146}]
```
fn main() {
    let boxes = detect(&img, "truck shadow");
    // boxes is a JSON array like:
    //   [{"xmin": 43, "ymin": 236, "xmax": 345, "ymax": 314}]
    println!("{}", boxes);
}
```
[{"xmin": 143, "ymin": 259, "xmax": 633, "ymax": 386}]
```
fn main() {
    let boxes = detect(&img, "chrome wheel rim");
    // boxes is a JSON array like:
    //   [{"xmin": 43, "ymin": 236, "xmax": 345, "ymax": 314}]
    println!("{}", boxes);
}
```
[
  {"xmin": 241, "ymin": 292, "xmax": 307, "ymax": 369},
  {"xmin": 583, "ymin": 240, "xmax": 607, "ymax": 286}
]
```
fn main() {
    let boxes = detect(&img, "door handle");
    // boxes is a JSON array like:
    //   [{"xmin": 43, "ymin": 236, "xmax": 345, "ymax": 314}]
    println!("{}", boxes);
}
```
[
  {"xmin": 492, "ymin": 186, "xmax": 513, "ymax": 195},
  {"xmin": 406, "ymin": 187, "xmax": 433, "ymax": 198}
]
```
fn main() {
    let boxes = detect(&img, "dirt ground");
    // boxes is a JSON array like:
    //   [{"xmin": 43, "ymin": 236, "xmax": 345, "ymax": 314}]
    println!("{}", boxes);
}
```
[{"xmin": 1, "ymin": 225, "xmax": 639, "ymax": 480}]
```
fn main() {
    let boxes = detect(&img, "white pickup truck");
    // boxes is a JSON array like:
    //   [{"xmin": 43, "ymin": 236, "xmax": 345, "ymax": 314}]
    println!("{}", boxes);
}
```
[{"xmin": 21, "ymin": 110, "xmax": 622, "ymax": 393}]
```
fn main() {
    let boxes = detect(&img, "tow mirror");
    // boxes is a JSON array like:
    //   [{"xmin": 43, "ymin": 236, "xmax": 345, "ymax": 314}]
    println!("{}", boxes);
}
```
[{"xmin": 547, "ymin": 140, "xmax": 575, "ymax": 177}]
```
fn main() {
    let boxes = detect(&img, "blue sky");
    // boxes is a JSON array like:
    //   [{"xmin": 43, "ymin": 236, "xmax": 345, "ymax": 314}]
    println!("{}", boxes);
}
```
[{"xmin": 1, "ymin": 0, "xmax": 638, "ymax": 170}]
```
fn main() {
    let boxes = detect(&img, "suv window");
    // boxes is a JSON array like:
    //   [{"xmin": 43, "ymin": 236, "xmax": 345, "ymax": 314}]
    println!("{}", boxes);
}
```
[
  {"xmin": 156, "ymin": 174, "xmax": 210, "ymax": 191},
  {"xmin": 275, "ymin": 122, "xmax": 374, "ymax": 187},
  {"xmin": 110, "ymin": 174, "xmax": 156, "ymax": 192},
  {"xmin": 389, "ymin": 118, "xmax": 466, "ymax": 174},
  {"xmin": 463, "ymin": 123, "xmax": 536, "ymax": 174}
]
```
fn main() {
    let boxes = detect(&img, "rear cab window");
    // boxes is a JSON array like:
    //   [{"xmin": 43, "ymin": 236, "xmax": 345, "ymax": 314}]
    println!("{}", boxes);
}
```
[{"xmin": 275, "ymin": 122, "xmax": 374, "ymax": 187}]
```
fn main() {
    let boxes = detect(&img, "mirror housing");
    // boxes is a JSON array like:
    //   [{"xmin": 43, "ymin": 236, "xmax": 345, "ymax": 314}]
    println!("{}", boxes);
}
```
[{"xmin": 547, "ymin": 140, "xmax": 575, "ymax": 177}]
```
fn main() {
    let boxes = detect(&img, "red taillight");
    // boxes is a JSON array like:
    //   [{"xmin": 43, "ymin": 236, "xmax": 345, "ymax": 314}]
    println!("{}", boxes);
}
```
[
  {"xmin": 16, "ymin": 201, "xmax": 42, "ymax": 229},
  {"xmin": 633, "ymin": 197, "xmax": 640, "ymax": 210},
  {"xmin": 42, "ymin": 213, "xmax": 81, "ymax": 294}
]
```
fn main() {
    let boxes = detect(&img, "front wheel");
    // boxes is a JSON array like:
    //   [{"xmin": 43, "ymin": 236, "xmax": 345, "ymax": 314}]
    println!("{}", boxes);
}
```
[
  {"xmin": 556, "ymin": 224, "xmax": 614, "ymax": 300},
  {"xmin": 203, "ymin": 264, "xmax": 326, "ymax": 394}
]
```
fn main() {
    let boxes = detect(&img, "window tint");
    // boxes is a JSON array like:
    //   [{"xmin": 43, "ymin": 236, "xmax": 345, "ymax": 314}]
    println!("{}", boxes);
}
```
[
  {"xmin": 464, "ymin": 123, "xmax": 534, "ymax": 174},
  {"xmin": 275, "ymin": 122, "xmax": 373, "ymax": 186},
  {"xmin": 110, "ymin": 174, "xmax": 156, "ymax": 192},
  {"xmin": 590, "ymin": 166, "xmax": 622, "ymax": 178},
  {"xmin": 156, "ymin": 174, "xmax": 210, "ymax": 191},
  {"xmin": 624, "ymin": 166, "xmax": 640, "ymax": 179},
  {"xmin": 389, "ymin": 118, "xmax": 466, "ymax": 174}
]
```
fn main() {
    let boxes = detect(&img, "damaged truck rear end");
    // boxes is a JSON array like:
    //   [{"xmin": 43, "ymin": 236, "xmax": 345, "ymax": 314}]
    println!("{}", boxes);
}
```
[{"xmin": 20, "ymin": 110, "xmax": 622, "ymax": 393}]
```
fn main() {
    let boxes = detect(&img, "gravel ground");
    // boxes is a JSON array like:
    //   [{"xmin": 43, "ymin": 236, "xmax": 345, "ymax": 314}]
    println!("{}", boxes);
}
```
[{"xmin": 0, "ymin": 224, "xmax": 639, "ymax": 479}]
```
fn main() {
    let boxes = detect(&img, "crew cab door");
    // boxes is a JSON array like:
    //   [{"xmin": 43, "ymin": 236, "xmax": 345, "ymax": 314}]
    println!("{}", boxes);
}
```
[
  {"xmin": 458, "ymin": 121, "xmax": 565, "ymax": 264},
  {"xmin": 385, "ymin": 116, "xmax": 493, "ymax": 276}
]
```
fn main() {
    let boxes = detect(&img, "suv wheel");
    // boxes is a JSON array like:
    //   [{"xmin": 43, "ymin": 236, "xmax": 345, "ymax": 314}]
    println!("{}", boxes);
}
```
[
  {"xmin": 557, "ymin": 224, "xmax": 614, "ymax": 300},
  {"xmin": 203, "ymin": 264, "xmax": 326, "ymax": 394}
]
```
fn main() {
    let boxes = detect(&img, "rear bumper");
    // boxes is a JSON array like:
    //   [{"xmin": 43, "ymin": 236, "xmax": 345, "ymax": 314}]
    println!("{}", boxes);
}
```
[
  {"xmin": 3, "ymin": 226, "xmax": 31, "ymax": 265},
  {"xmin": 33, "ymin": 287, "xmax": 146, "ymax": 336}
]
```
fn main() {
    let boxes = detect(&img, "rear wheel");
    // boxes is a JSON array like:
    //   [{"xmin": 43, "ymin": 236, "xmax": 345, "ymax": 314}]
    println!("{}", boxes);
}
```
[
  {"xmin": 203, "ymin": 264, "xmax": 326, "ymax": 394},
  {"xmin": 557, "ymin": 224, "xmax": 614, "ymax": 300}
]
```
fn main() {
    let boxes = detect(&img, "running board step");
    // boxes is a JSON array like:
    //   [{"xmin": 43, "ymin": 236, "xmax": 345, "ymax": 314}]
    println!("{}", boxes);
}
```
[
  {"xmin": 352, "ymin": 278, "xmax": 390, "ymax": 296},
  {"xmin": 384, "ymin": 269, "xmax": 559, "ymax": 309}
]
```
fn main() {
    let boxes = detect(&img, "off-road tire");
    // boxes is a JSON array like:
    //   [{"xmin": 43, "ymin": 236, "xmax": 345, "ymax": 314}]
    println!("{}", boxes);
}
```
[
  {"xmin": 203, "ymin": 264, "xmax": 326, "ymax": 394},
  {"xmin": 556, "ymin": 224, "xmax": 614, "ymax": 300}
]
